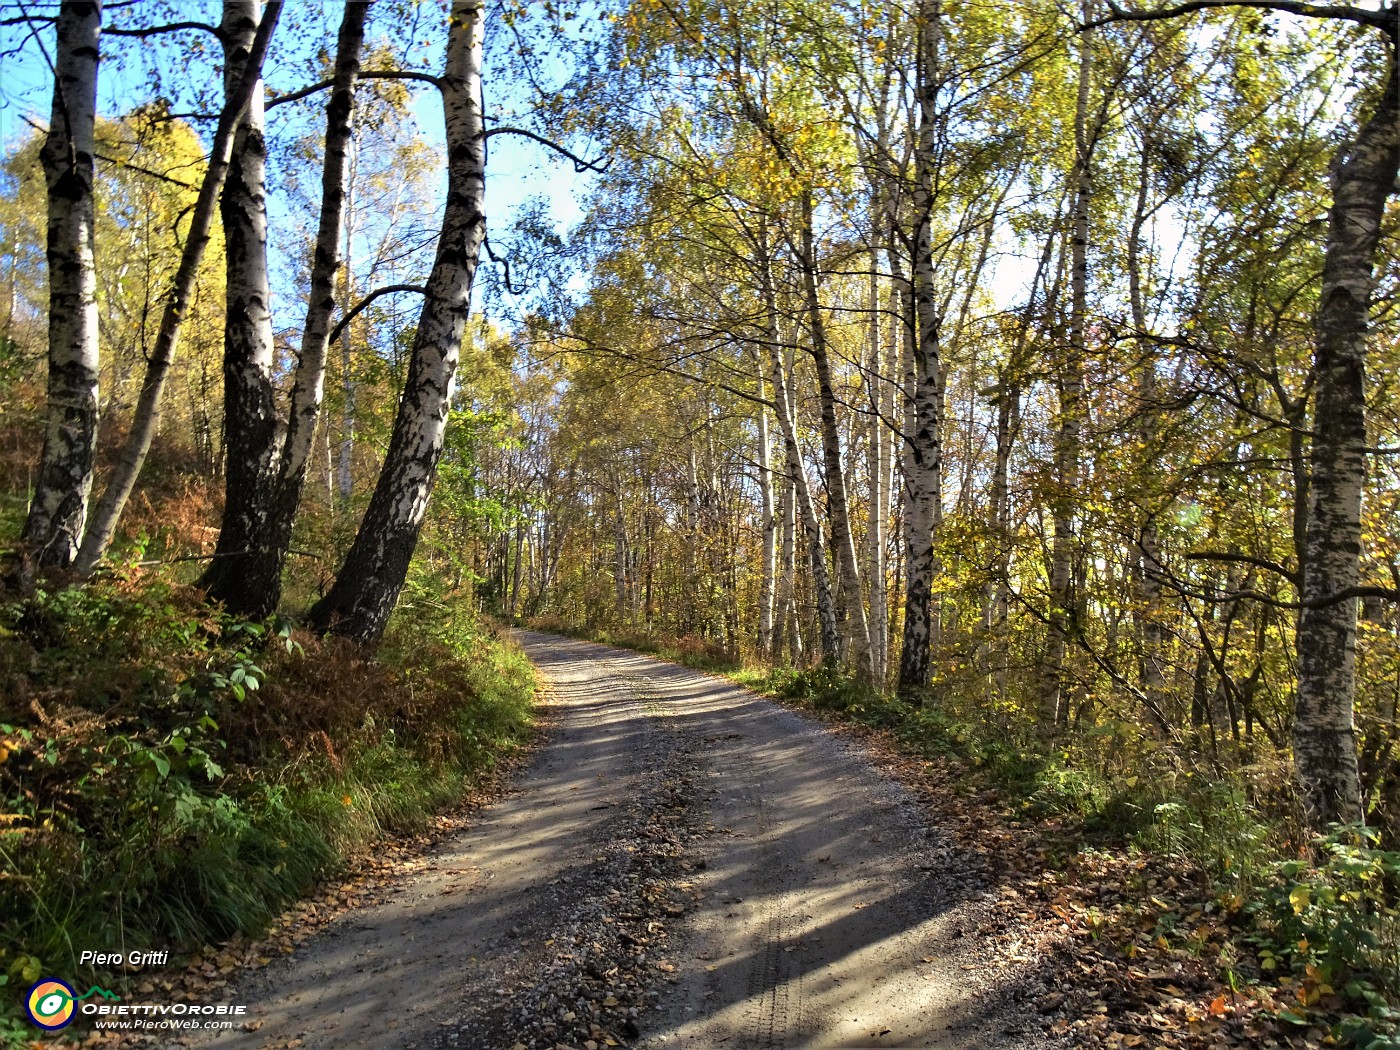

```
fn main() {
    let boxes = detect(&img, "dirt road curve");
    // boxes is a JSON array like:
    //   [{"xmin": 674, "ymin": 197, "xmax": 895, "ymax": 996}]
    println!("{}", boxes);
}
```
[{"xmin": 192, "ymin": 633, "xmax": 1044, "ymax": 1050}]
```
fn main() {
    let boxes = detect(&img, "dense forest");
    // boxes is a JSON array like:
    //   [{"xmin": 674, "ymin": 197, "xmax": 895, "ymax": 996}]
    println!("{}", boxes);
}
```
[
  {"xmin": 3, "ymin": 0, "xmax": 1400, "ymax": 1044},
  {"xmin": 492, "ymin": 0, "xmax": 1400, "ymax": 837}
]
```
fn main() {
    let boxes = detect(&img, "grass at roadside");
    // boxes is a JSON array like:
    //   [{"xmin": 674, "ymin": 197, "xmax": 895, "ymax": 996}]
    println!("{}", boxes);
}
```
[
  {"xmin": 525, "ymin": 619, "xmax": 1400, "ymax": 1048},
  {"xmin": 1, "ymin": 569, "xmax": 535, "ymax": 1045}
]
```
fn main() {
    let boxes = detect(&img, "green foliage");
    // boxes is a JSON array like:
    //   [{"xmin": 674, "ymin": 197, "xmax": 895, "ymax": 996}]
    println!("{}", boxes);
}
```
[
  {"xmin": 1245, "ymin": 825, "xmax": 1400, "ymax": 1037},
  {"xmin": 0, "ymin": 569, "xmax": 535, "ymax": 1015},
  {"xmin": 1138, "ymin": 784, "xmax": 1275, "ymax": 892}
]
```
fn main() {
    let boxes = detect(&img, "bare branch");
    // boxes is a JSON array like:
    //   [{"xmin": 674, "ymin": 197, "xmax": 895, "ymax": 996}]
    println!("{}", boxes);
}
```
[
  {"xmin": 105, "ymin": 21, "xmax": 225, "ymax": 40},
  {"xmin": 1184, "ymin": 549, "xmax": 1300, "ymax": 584},
  {"xmin": 23, "ymin": 111, "xmax": 204, "ymax": 189},
  {"xmin": 95, "ymin": 151, "xmax": 199, "ymax": 189},
  {"xmin": 327, "ymin": 284, "xmax": 426, "ymax": 347},
  {"xmin": 1082, "ymin": 0, "xmax": 1394, "ymax": 33},
  {"xmin": 482, "ymin": 234, "xmax": 523, "ymax": 296},
  {"xmin": 265, "ymin": 69, "xmax": 441, "ymax": 110},
  {"xmin": 482, "ymin": 126, "xmax": 611, "ymax": 173},
  {"xmin": 132, "ymin": 548, "xmax": 321, "ymax": 567}
]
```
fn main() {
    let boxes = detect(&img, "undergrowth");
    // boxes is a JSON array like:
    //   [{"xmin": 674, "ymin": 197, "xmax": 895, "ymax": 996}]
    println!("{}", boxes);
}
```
[{"xmin": 0, "ymin": 566, "xmax": 535, "ymax": 1032}]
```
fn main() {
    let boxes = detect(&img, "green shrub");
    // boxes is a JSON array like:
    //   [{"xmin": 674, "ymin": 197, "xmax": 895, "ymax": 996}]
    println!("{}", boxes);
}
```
[
  {"xmin": 0, "ymin": 569, "xmax": 535, "ymax": 1010},
  {"xmin": 1246, "ymin": 824, "xmax": 1400, "ymax": 1026}
]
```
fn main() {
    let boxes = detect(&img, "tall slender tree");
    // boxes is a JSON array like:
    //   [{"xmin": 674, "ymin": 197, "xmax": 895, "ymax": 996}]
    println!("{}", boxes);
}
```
[
  {"xmin": 74, "ymin": 1, "xmax": 284, "ymax": 577},
  {"xmin": 17, "ymin": 0, "xmax": 101, "ymax": 580},
  {"xmin": 896, "ymin": 0, "xmax": 946, "ymax": 696},
  {"xmin": 310, "ymin": 0, "xmax": 487, "ymax": 644},
  {"xmin": 199, "ymin": 0, "xmax": 370, "ymax": 616},
  {"xmin": 1088, "ymin": 0, "xmax": 1400, "ymax": 834}
]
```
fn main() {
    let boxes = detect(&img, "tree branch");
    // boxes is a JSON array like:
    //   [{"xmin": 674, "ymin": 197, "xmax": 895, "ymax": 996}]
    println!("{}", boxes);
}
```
[
  {"xmin": 327, "ymin": 284, "xmax": 426, "ymax": 346},
  {"xmin": 1082, "ymin": 0, "xmax": 1393, "ymax": 33},
  {"xmin": 1184, "ymin": 549, "xmax": 1299, "ymax": 585},
  {"xmin": 265, "ymin": 69, "xmax": 441, "ymax": 110},
  {"xmin": 482, "ymin": 234, "xmax": 523, "ymax": 295},
  {"xmin": 95, "ymin": 151, "xmax": 199, "ymax": 189},
  {"xmin": 105, "ymin": 21, "xmax": 226, "ymax": 40},
  {"xmin": 133, "ymin": 548, "xmax": 321, "ymax": 567},
  {"xmin": 482, "ymin": 126, "xmax": 611, "ymax": 173}
]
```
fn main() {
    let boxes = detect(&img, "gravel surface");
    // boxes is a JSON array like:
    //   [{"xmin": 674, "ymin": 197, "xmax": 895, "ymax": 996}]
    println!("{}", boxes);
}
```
[{"xmin": 186, "ymin": 633, "xmax": 1051, "ymax": 1050}]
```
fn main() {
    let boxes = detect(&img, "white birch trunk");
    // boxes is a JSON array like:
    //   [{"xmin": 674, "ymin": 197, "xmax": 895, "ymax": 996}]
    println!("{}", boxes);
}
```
[
  {"xmin": 74, "ymin": 1, "xmax": 284, "ymax": 577},
  {"xmin": 204, "ymin": 0, "xmax": 368, "ymax": 617},
  {"xmin": 19, "ymin": 0, "xmax": 101, "ymax": 577},
  {"xmin": 1294, "ymin": 58, "xmax": 1400, "ymax": 829},
  {"xmin": 197, "ymin": 0, "xmax": 280, "ymax": 614},
  {"xmin": 896, "ymin": 0, "xmax": 945, "ymax": 697},
  {"xmin": 310, "ymin": 0, "xmax": 486, "ymax": 644},
  {"xmin": 865, "ymin": 261, "xmax": 890, "ymax": 686}
]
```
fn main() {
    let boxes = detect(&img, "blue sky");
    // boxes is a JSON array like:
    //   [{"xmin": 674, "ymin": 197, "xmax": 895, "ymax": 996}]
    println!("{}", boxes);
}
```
[{"xmin": 0, "ymin": 0, "xmax": 597, "ymax": 327}]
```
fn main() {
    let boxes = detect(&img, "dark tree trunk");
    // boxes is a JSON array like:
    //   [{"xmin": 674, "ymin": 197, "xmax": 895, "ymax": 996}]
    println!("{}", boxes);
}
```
[
  {"xmin": 200, "ymin": 0, "xmax": 369, "ymax": 617},
  {"xmin": 799, "ymin": 191, "xmax": 873, "ymax": 681},
  {"xmin": 198, "ymin": 0, "xmax": 280, "ymax": 615}
]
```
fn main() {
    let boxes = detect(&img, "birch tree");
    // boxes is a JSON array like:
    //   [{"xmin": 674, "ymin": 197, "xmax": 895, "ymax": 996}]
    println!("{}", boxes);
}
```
[
  {"xmin": 16, "ymin": 0, "xmax": 101, "ymax": 580},
  {"xmin": 310, "ymin": 0, "xmax": 487, "ymax": 644},
  {"xmin": 196, "ymin": 0, "xmax": 280, "ymax": 614},
  {"xmin": 1091, "ymin": 0, "xmax": 1400, "ymax": 835},
  {"xmin": 199, "ymin": 0, "xmax": 370, "ymax": 616},
  {"xmin": 73, "ymin": 1, "xmax": 283, "ymax": 577},
  {"xmin": 895, "ymin": 0, "xmax": 945, "ymax": 696}
]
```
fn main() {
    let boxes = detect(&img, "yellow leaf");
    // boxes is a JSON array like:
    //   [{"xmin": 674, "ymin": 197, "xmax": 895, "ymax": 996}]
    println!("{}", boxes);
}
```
[{"xmin": 1289, "ymin": 885, "xmax": 1310, "ymax": 915}]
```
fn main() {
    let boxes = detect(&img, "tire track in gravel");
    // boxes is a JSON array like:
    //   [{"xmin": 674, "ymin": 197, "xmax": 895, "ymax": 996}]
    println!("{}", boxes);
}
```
[
  {"xmin": 189, "ymin": 632, "xmax": 690, "ymax": 1050},
  {"xmin": 188, "ymin": 632, "xmax": 1045, "ymax": 1050},
  {"xmin": 546, "ymin": 639, "xmax": 1048, "ymax": 1050}
]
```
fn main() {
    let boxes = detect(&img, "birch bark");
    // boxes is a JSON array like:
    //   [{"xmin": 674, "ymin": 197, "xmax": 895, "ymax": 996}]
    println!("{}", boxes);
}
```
[
  {"xmin": 197, "ymin": 0, "xmax": 280, "ymax": 613},
  {"xmin": 864, "ymin": 263, "xmax": 890, "ymax": 686},
  {"xmin": 896, "ymin": 0, "xmax": 945, "ymax": 697},
  {"xmin": 74, "ymin": 1, "xmax": 283, "ymax": 577},
  {"xmin": 1294, "ymin": 56, "xmax": 1400, "ymax": 828},
  {"xmin": 19, "ymin": 0, "xmax": 102, "ymax": 577},
  {"xmin": 201, "ymin": 0, "xmax": 368, "ymax": 617},
  {"xmin": 310, "ymin": 0, "xmax": 486, "ymax": 644}
]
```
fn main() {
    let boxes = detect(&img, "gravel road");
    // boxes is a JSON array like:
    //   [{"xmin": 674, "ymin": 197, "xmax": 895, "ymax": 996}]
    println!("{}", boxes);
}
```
[{"xmin": 190, "ymin": 633, "xmax": 1045, "ymax": 1050}]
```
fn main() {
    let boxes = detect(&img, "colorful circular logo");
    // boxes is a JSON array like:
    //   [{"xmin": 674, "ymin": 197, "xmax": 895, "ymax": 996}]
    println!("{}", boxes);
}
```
[{"xmin": 25, "ymin": 978, "xmax": 76, "ymax": 1030}]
